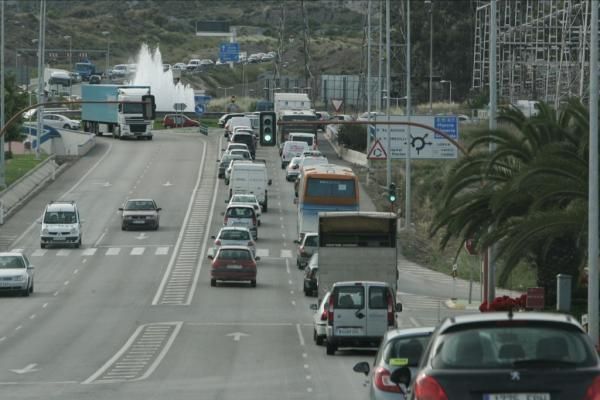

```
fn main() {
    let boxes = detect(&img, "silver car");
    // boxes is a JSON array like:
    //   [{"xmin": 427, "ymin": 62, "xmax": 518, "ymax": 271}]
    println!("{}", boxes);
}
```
[
  {"xmin": 0, "ymin": 252, "xmax": 35, "ymax": 297},
  {"xmin": 211, "ymin": 227, "xmax": 256, "ymax": 257},
  {"xmin": 119, "ymin": 198, "xmax": 161, "ymax": 230},
  {"xmin": 310, "ymin": 291, "xmax": 330, "ymax": 346},
  {"xmin": 295, "ymin": 232, "xmax": 318, "ymax": 269},
  {"xmin": 353, "ymin": 327, "xmax": 435, "ymax": 400},
  {"xmin": 227, "ymin": 194, "xmax": 262, "ymax": 226}
]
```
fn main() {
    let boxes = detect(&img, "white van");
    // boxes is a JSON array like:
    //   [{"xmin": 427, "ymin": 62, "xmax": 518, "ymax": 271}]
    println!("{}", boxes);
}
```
[
  {"xmin": 325, "ymin": 281, "xmax": 402, "ymax": 355},
  {"xmin": 281, "ymin": 141, "xmax": 309, "ymax": 169},
  {"xmin": 225, "ymin": 116, "xmax": 252, "ymax": 137},
  {"xmin": 229, "ymin": 162, "xmax": 272, "ymax": 212},
  {"xmin": 289, "ymin": 132, "xmax": 317, "ymax": 150},
  {"xmin": 40, "ymin": 201, "xmax": 83, "ymax": 248}
]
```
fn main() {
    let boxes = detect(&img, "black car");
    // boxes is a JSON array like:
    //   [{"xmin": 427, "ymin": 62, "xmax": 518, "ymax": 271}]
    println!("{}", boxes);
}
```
[
  {"xmin": 393, "ymin": 311, "xmax": 600, "ymax": 399},
  {"xmin": 303, "ymin": 253, "xmax": 318, "ymax": 296},
  {"xmin": 89, "ymin": 75, "xmax": 101, "ymax": 84},
  {"xmin": 217, "ymin": 154, "xmax": 244, "ymax": 179}
]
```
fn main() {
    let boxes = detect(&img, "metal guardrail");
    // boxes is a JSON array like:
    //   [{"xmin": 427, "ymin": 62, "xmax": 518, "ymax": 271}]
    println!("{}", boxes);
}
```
[{"xmin": 199, "ymin": 124, "xmax": 209, "ymax": 135}]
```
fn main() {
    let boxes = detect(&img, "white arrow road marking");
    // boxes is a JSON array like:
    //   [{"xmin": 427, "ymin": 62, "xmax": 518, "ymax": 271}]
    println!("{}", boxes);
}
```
[
  {"xmin": 136, "ymin": 233, "xmax": 148, "ymax": 240},
  {"xmin": 226, "ymin": 332, "xmax": 249, "ymax": 342},
  {"xmin": 10, "ymin": 363, "xmax": 38, "ymax": 374},
  {"xmin": 163, "ymin": 181, "xmax": 173, "ymax": 187}
]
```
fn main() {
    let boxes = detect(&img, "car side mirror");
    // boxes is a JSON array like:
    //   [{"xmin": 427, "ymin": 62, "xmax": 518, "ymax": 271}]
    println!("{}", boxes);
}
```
[
  {"xmin": 207, "ymin": 254, "xmax": 214, "ymax": 260},
  {"xmin": 353, "ymin": 361, "xmax": 370, "ymax": 376},
  {"xmin": 396, "ymin": 303, "xmax": 403, "ymax": 312},
  {"xmin": 157, "ymin": 208, "xmax": 162, "ymax": 212},
  {"xmin": 309, "ymin": 304, "xmax": 318, "ymax": 311},
  {"xmin": 255, "ymin": 256, "xmax": 261, "ymax": 261},
  {"xmin": 118, "ymin": 207, "xmax": 123, "ymax": 211},
  {"xmin": 390, "ymin": 366, "xmax": 411, "ymax": 386},
  {"xmin": 28, "ymin": 265, "xmax": 35, "ymax": 270},
  {"xmin": 293, "ymin": 165, "xmax": 299, "ymax": 169},
  {"xmin": 211, "ymin": 235, "xmax": 216, "ymax": 239},
  {"xmin": 216, "ymin": 159, "xmax": 220, "ymax": 162},
  {"xmin": 268, "ymin": 179, "xmax": 272, "ymax": 186},
  {"xmin": 225, "ymin": 200, "xmax": 229, "ymax": 203},
  {"xmin": 293, "ymin": 239, "xmax": 299, "ymax": 244}
]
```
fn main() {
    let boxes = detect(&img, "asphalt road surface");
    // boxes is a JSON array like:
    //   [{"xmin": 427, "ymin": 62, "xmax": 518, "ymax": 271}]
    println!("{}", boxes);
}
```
[{"xmin": 0, "ymin": 126, "xmax": 496, "ymax": 399}]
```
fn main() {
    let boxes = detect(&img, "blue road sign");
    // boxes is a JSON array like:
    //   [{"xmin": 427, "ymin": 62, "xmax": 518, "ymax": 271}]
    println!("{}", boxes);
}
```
[
  {"xmin": 220, "ymin": 42, "xmax": 240, "ymax": 63},
  {"xmin": 434, "ymin": 116, "xmax": 458, "ymax": 139}
]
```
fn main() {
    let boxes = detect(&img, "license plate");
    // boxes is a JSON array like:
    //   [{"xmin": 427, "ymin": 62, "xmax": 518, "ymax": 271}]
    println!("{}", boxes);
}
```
[
  {"xmin": 228, "ymin": 265, "xmax": 243, "ymax": 270},
  {"xmin": 133, "ymin": 220, "xmax": 145, "ymax": 224},
  {"xmin": 0, "ymin": 281, "xmax": 17, "ymax": 287},
  {"xmin": 337, "ymin": 327, "xmax": 363, "ymax": 336},
  {"xmin": 485, "ymin": 394, "xmax": 550, "ymax": 400}
]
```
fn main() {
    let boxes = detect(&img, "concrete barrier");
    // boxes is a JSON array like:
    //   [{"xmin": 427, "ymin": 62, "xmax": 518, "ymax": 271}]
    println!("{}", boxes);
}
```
[{"xmin": 323, "ymin": 126, "xmax": 367, "ymax": 167}]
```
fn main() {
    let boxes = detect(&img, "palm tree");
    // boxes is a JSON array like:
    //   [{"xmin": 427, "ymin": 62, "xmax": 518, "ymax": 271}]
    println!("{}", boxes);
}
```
[{"xmin": 430, "ymin": 99, "xmax": 589, "ymax": 299}]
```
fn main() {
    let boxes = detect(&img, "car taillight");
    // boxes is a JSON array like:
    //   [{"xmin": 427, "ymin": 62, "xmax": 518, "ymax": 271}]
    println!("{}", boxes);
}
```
[
  {"xmin": 374, "ymin": 367, "xmax": 401, "ymax": 393},
  {"xmin": 252, "ymin": 216, "xmax": 257, "ymax": 225},
  {"xmin": 320, "ymin": 308, "xmax": 327, "ymax": 321},
  {"xmin": 299, "ymin": 246, "xmax": 307, "ymax": 256},
  {"xmin": 224, "ymin": 217, "xmax": 228, "ymax": 224},
  {"xmin": 584, "ymin": 376, "xmax": 600, "ymax": 400},
  {"xmin": 387, "ymin": 291, "xmax": 394, "ymax": 327},
  {"xmin": 327, "ymin": 295, "xmax": 334, "ymax": 325},
  {"xmin": 215, "ymin": 239, "xmax": 221, "ymax": 246},
  {"xmin": 414, "ymin": 374, "xmax": 448, "ymax": 400}
]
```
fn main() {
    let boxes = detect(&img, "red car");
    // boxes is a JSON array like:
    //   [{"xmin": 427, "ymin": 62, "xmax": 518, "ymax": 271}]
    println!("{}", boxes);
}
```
[
  {"xmin": 162, "ymin": 114, "xmax": 200, "ymax": 128},
  {"xmin": 208, "ymin": 246, "xmax": 259, "ymax": 287}
]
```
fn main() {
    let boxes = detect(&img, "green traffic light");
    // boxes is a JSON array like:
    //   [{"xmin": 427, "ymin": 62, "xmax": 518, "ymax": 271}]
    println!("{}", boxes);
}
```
[
  {"xmin": 264, "ymin": 134, "xmax": 272, "ymax": 142},
  {"xmin": 389, "ymin": 194, "xmax": 396, "ymax": 203}
]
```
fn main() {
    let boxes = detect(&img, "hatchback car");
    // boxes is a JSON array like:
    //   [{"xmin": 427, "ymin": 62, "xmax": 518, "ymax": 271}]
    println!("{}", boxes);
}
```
[
  {"xmin": 310, "ymin": 291, "xmax": 330, "ymax": 345},
  {"xmin": 393, "ymin": 312, "xmax": 600, "ymax": 400},
  {"xmin": 43, "ymin": 113, "xmax": 80, "ymax": 130},
  {"xmin": 353, "ymin": 327, "xmax": 435, "ymax": 400},
  {"xmin": 295, "ymin": 232, "xmax": 318, "ymax": 269},
  {"xmin": 286, "ymin": 157, "xmax": 302, "ymax": 182},
  {"xmin": 211, "ymin": 227, "xmax": 256, "ymax": 257},
  {"xmin": 119, "ymin": 198, "xmax": 161, "ymax": 230},
  {"xmin": 227, "ymin": 194, "xmax": 262, "ymax": 226},
  {"xmin": 218, "ymin": 153, "xmax": 245, "ymax": 179},
  {"xmin": 0, "ymin": 252, "xmax": 35, "ymax": 297},
  {"xmin": 208, "ymin": 246, "xmax": 259, "ymax": 288},
  {"xmin": 163, "ymin": 114, "xmax": 200, "ymax": 128},
  {"xmin": 303, "ymin": 253, "xmax": 318, "ymax": 296},
  {"xmin": 223, "ymin": 143, "xmax": 249, "ymax": 155},
  {"xmin": 223, "ymin": 204, "xmax": 258, "ymax": 240}
]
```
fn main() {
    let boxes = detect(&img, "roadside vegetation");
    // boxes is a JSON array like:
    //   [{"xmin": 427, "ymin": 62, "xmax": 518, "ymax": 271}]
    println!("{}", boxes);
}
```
[{"xmin": 4, "ymin": 153, "xmax": 48, "ymax": 187}]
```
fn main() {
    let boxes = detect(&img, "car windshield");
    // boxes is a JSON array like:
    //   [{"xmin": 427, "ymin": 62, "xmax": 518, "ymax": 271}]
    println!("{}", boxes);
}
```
[
  {"xmin": 125, "ymin": 200, "xmax": 155, "ymax": 210},
  {"xmin": 218, "ymin": 249, "xmax": 251, "ymax": 260},
  {"xmin": 431, "ymin": 323, "xmax": 597, "ymax": 369},
  {"xmin": 232, "ymin": 195, "xmax": 256, "ymax": 203},
  {"xmin": 0, "ymin": 256, "xmax": 25, "ymax": 269},
  {"xmin": 44, "ymin": 211, "xmax": 76, "ymax": 224},
  {"xmin": 226, "ymin": 207, "xmax": 254, "ymax": 218},
  {"xmin": 220, "ymin": 230, "xmax": 251, "ymax": 241},
  {"xmin": 304, "ymin": 235, "xmax": 318, "ymax": 246},
  {"xmin": 383, "ymin": 335, "xmax": 431, "ymax": 367}
]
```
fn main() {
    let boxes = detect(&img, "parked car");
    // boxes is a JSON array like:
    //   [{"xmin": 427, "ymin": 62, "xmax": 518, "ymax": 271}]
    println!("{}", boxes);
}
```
[
  {"xmin": 119, "ymin": 198, "xmax": 161, "ymax": 230},
  {"xmin": 173, "ymin": 62, "xmax": 187, "ymax": 71},
  {"xmin": 163, "ymin": 114, "xmax": 200, "ymax": 128},
  {"xmin": 187, "ymin": 59, "xmax": 201, "ymax": 71},
  {"xmin": 392, "ymin": 312, "xmax": 600, "ymax": 399},
  {"xmin": 325, "ymin": 281, "xmax": 402, "ymax": 355},
  {"xmin": 223, "ymin": 204, "xmax": 258, "ymax": 240},
  {"xmin": 286, "ymin": 157, "xmax": 302, "ymax": 182},
  {"xmin": 303, "ymin": 253, "xmax": 318, "ymax": 296},
  {"xmin": 42, "ymin": 113, "xmax": 80, "ymax": 130},
  {"xmin": 211, "ymin": 227, "xmax": 256, "ymax": 257},
  {"xmin": 310, "ymin": 291, "xmax": 330, "ymax": 345},
  {"xmin": 208, "ymin": 246, "xmax": 259, "ymax": 287},
  {"xmin": 227, "ymin": 193, "xmax": 262, "ymax": 226},
  {"xmin": 295, "ymin": 232, "xmax": 318, "ymax": 269},
  {"xmin": 0, "ymin": 252, "xmax": 35, "ymax": 297},
  {"xmin": 353, "ymin": 327, "xmax": 435, "ymax": 400}
]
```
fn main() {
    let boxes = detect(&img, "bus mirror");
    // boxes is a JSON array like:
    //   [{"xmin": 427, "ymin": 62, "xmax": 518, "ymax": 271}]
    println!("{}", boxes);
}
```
[{"xmin": 268, "ymin": 179, "xmax": 272, "ymax": 186}]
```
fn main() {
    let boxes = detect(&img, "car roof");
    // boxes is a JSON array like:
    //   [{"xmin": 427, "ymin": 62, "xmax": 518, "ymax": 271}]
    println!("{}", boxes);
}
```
[
  {"xmin": 45, "ymin": 201, "xmax": 77, "ymax": 211},
  {"xmin": 437, "ymin": 311, "xmax": 585, "ymax": 335},
  {"xmin": 219, "ymin": 226, "xmax": 251, "ymax": 232},
  {"xmin": 383, "ymin": 326, "xmax": 436, "ymax": 341},
  {"xmin": 0, "ymin": 252, "xmax": 24, "ymax": 257},
  {"xmin": 218, "ymin": 245, "xmax": 253, "ymax": 251},
  {"xmin": 332, "ymin": 281, "xmax": 390, "ymax": 288},
  {"xmin": 127, "ymin": 198, "xmax": 155, "ymax": 202},
  {"xmin": 226, "ymin": 204, "xmax": 255, "ymax": 210}
]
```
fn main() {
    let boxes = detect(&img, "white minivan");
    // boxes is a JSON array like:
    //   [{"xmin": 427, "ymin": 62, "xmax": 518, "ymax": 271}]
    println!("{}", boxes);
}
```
[
  {"xmin": 289, "ymin": 132, "xmax": 317, "ymax": 150},
  {"xmin": 40, "ymin": 201, "xmax": 83, "ymax": 248},
  {"xmin": 225, "ymin": 116, "xmax": 252, "ymax": 138},
  {"xmin": 281, "ymin": 141, "xmax": 309, "ymax": 169},
  {"xmin": 325, "ymin": 281, "xmax": 402, "ymax": 356},
  {"xmin": 229, "ymin": 162, "xmax": 272, "ymax": 212}
]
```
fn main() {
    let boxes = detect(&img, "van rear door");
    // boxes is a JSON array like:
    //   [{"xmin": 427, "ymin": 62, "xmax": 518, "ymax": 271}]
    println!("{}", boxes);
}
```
[
  {"xmin": 332, "ymin": 284, "xmax": 367, "ymax": 337},
  {"xmin": 366, "ymin": 284, "xmax": 390, "ymax": 337}
]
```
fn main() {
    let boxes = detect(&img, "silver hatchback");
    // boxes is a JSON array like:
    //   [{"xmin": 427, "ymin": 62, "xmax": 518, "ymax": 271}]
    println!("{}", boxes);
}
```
[
  {"xmin": 0, "ymin": 252, "xmax": 35, "ymax": 297},
  {"xmin": 295, "ymin": 232, "xmax": 318, "ymax": 269}
]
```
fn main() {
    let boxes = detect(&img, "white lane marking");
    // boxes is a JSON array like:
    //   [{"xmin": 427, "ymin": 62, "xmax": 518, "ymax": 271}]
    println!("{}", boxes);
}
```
[
  {"xmin": 42, "ymin": 303, "xmax": 48, "ymax": 309},
  {"xmin": 307, "ymin": 388, "xmax": 313, "ymax": 393},
  {"xmin": 94, "ymin": 229, "xmax": 108, "ymax": 248},
  {"xmin": 187, "ymin": 322, "xmax": 294, "ymax": 327},
  {"xmin": 15, "ymin": 326, "xmax": 22, "ymax": 331},
  {"xmin": 133, "ymin": 322, "xmax": 183, "ymax": 382},
  {"xmin": 285, "ymin": 258, "xmax": 290, "ymax": 274},
  {"xmin": 106, "ymin": 248, "xmax": 120, "ymax": 256},
  {"xmin": 10, "ymin": 248, "xmax": 23, "ymax": 253},
  {"xmin": 155, "ymin": 247, "xmax": 169, "ymax": 255},
  {"xmin": 82, "ymin": 248, "xmax": 97, "ymax": 256},
  {"xmin": 31, "ymin": 249, "xmax": 46, "ymax": 257},
  {"xmin": 29, "ymin": 314, "xmax": 36, "ymax": 320},
  {"xmin": 73, "ymin": 269, "xmax": 79, "ymax": 275},
  {"xmin": 291, "ymin": 300, "xmax": 296, "ymax": 306},
  {"xmin": 306, "ymin": 375, "xmax": 312, "ymax": 380},
  {"xmin": 279, "ymin": 216, "xmax": 283, "ymax": 221},
  {"xmin": 302, "ymin": 353, "xmax": 307, "ymax": 358},
  {"xmin": 56, "ymin": 250, "xmax": 70, "ymax": 256},
  {"xmin": 296, "ymin": 324, "xmax": 305, "ymax": 346},
  {"xmin": 288, "ymin": 280, "xmax": 293, "ymax": 285},
  {"xmin": 131, "ymin": 247, "xmax": 145, "ymax": 256},
  {"xmin": 303, "ymin": 364, "xmax": 309, "ymax": 369},
  {"xmin": 256, "ymin": 248, "xmax": 269, "ymax": 258},
  {"xmin": 0, "ymin": 337, "xmax": 6, "ymax": 342},
  {"xmin": 64, "ymin": 281, "xmax": 70, "ymax": 286},
  {"xmin": 290, "ymin": 290, "xmax": 294, "ymax": 295},
  {"xmin": 153, "ymin": 142, "xmax": 208, "ymax": 306},
  {"xmin": 409, "ymin": 317, "xmax": 421, "ymax": 327},
  {"xmin": 187, "ymin": 139, "xmax": 221, "ymax": 306},
  {"xmin": 280, "ymin": 224, "xmax": 285, "ymax": 229},
  {"xmin": 82, "ymin": 259, "xmax": 87, "ymax": 264},
  {"xmin": 9, "ymin": 143, "xmax": 114, "ymax": 249},
  {"xmin": 53, "ymin": 291, "xmax": 59, "ymax": 297},
  {"xmin": 280, "ymin": 249, "xmax": 293, "ymax": 258}
]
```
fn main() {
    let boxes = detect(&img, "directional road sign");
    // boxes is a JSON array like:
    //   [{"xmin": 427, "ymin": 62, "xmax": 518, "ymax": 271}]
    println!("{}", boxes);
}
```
[
  {"xmin": 367, "ymin": 139, "xmax": 387, "ymax": 160},
  {"xmin": 374, "ymin": 115, "xmax": 459, "ymax": 159},
  {"xmin": 173, "ymin": 103, "xmax": 187, "ymax": 112},
  {"xmin": 219, "ymin": 42, "xmax": 240, "ymax": 63}
]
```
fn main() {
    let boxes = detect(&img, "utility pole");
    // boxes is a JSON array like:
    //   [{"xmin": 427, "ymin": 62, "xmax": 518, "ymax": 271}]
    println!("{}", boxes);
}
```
[
  {"xmin": 366, "ymin": 0, "xmax": 372, "ymax": 185},
  {"xmin": 426, "ymin": 0, "xmax": 433, "ymax": 113},
  {"xmin": 405, "ymin": 0, "xmax": 412, "ymax": 228},
  {"xmin": 35, "ymin": 0, "xmax": 46, "ymax": 161},
  {"xmin": 588, "ymin": 0, "xmax": 599, "ymax": 349},
  {"xmin": 378, "ymin": 0, "xmax": 383, "ymax": 112},
  {"xmin": 0, "ymin": 0, "xmax": 5, "ymax": 188},
  {"xmin": 385, "ymin": 0, "xmax": 391, "ymax": 189},
  {"xmin": 487, "ymin": 0, "xmax": 498, "ymax": 306}
]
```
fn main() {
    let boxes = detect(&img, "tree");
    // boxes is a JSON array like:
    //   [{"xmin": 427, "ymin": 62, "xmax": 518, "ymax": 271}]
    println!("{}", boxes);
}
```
[{"xmin": 3, "ymin": 74, "xmax": 28, "ymax": 156}]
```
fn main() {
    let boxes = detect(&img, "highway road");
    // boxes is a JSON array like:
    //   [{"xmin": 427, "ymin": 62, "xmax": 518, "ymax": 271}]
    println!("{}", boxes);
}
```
[{"xmin": 0, "ymin": 127, "xmax": 482, "ymax": 399}]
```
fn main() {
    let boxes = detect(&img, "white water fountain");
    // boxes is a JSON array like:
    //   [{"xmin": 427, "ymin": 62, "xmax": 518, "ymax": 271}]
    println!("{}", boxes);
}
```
[{"xmin": 132, "ymin": 43, "xmax": 195, "ymax": 112}]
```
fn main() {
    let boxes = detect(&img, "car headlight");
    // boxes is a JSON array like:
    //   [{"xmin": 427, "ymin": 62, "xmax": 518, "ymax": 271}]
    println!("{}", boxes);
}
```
[
  {"xmin": 14, "ymin": 275, "xmax": 26, "ymax": 282},
  {"xmin": 146, "ymin": 215, "xmax": 156, "ymax": 219},
  {"xmin": 42, "ymin": 228, "xmax": 49, "ymax": 235},
  {"xmin": 70, "ymin": 227, "xmax": 78, "ymax": 235}
]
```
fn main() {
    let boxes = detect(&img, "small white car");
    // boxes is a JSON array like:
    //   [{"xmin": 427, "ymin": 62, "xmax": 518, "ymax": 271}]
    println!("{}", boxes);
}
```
[
  {"xmin": 211, "ymin": 227, "xmax": 256, "ymax": 257},
  {"xmin": 286, "ymin": 157, "xmax": 302, "ymax": 182},
  {"xmin": 310, "ymin": 291, "xmax": 330, "ymax": 346},
  {"xmin": 40, "ymin": 200, "xmax": 82, "ymax": 248},
  {"xmin": 227, "ymin": 193, "xmax": 262, "ymax": 225},
  {"xmin": 42, "ymin": 113, "xmax": 80, "ymax": 130},
  {"xmin": 0, "ymin": 252, "xmax": 34, "ymax": 297}
]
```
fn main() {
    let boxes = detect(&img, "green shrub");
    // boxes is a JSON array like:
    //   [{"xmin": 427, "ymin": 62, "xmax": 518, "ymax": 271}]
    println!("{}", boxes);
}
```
[{"xmin": 337, "ymin": 125, "xmax": 366, "ymax": 152}]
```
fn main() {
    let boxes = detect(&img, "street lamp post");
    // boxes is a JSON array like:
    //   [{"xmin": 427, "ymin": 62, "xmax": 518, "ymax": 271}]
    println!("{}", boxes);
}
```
[
  {"xmin": 425, "ymin": 0, "xmax": 433, "ymax": 114},
  {"xmin": 101, "ymin": 31, "xmax": 110, "ymax": 75},
  {"xmin": 63, "ymin": 35, "xmax": 72, "ymax": 69},
  {"xmin": 440, "ymin": 79, "xmax": 452, "ymax": 104}
]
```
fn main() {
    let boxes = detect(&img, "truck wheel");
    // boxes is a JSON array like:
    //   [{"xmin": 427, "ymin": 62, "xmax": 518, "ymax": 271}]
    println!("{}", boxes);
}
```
[
  {"xmin": 326, "ymin": 342, "xmax": 337, "ymax": 355},
  {"xmin": 210, "ymin": 279, "xmax": 216, "ymax": 287},
  {"xmin": 250, "ymin": 280, "xmax": 256, "ymax": 288},
  {"xmin": 40, "ymin": 243, "xmax": 46, "ymax": 249},
  {"xmin": 147, "ymin": 136, "xmax": 153, "ymax": 141},
  {"xmin": 315, "ymin": 332, "xmax": 324, "ymax": 346}
]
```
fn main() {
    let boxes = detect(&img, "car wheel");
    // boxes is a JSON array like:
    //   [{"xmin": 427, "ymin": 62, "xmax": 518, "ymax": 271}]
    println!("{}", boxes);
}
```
[
  {"xmin": 224, "ymin": 179, "xmax": 229, "ymax": 185},
  {"xmin": 74, "ymin": 238, "xmax": 81, "ymax": 249},
  {"xmin": 250, "ymin": 280, "xmax": 256, "ymax": 288},
  {"xmin": 122, "ymin": 224, "xmax": 127, "ymax": 231},
  {"xmin": 63, "ymin": 124, "xmax": 70, "ymax": 129},
  {"xmin": 40, "ymin": 243, "xmax": 46, "ymax": 249},
  {"xmin": 210, "ymin": 279, "xmax": 216, "ymax": 287},
  {"xmin": 281, "ymin": 163, "xmax": 285, "ymax": 169},
  {"xmin": 258, "ymin": 220, "xmax": 261, "ymax": 227},
  {"xmin": 147, "ymin": 136, "xmax": 153, "ymax": 141},
  {"xmin": 154, "ymin": 222, "xmax": 159, "ymax": 231},
  {"xmin": 316, "ymin": 332, "xmax": 324, "ymax": 346},
  {"xmin": 29, "ymin": 282, "xmax": 34, "ymax": 294},
  {"xmin": 22, "ymin": 286, "xmax": 30, "ymax": 297},
  {"xmin": 326, "ymin": 342, "xmax": 336, "ymax": 355}
]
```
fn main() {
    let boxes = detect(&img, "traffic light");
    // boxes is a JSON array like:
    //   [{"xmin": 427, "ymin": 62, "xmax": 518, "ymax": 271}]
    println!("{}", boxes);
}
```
[
  {"xmin": 259, "ymin": 111, "xmax": 276, "ymax": 146},
  {"xmin": 388, "ymin": 183, "xmax": 397, "ymax": 203},
  {"xmin": 142, "ymin": 94, "xmax": 156, "ymax": 120}
]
